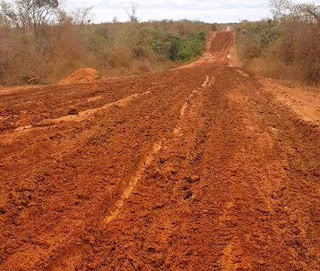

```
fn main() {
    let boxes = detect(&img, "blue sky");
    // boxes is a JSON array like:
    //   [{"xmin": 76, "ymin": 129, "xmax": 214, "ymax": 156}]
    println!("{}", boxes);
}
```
[{"xmin": 65, "ymin": 0, "xmax": 320, "ymax": 23}]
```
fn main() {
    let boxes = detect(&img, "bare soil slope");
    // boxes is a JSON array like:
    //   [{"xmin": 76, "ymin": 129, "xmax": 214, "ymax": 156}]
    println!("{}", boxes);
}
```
[
  {"xmin": 58, "ymin": 68, "xmax": 101, "ymax": 86},
  {"xmin": 0, "ymin": 30, "xmax": 319, "ymax": 271}
]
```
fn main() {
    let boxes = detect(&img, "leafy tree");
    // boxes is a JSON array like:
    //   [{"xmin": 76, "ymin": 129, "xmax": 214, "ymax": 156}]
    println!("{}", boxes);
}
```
[{"xmin": 168, "ymin": 35, "xmax": 181, "ymax": 61}]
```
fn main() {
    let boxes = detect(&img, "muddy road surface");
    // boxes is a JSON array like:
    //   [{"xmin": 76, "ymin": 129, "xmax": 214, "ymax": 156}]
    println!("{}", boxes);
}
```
[{"xmin": 0, "ymin": 31, "xmax": 320, "ymax": 271}]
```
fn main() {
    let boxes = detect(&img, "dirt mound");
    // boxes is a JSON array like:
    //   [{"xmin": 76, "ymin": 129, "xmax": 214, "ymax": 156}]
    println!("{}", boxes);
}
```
[{"xmin": 58, "ymin": 68, "xmax": 100, "ymax": 86}]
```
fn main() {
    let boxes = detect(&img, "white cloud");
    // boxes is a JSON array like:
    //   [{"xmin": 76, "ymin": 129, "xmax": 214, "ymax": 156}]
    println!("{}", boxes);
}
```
[{"xmin": 64, "ymin": 0, "xmax": 320, "ymax": 23}]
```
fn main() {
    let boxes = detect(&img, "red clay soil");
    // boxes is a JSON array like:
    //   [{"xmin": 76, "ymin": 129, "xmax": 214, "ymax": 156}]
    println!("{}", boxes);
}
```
[
  {"xmin": 57, "ymin": 68, "xmax": 101, "ymax": 86},
  {"xmin": 0, "ymin": 30, "xmax": 320, "ymax": 271}
]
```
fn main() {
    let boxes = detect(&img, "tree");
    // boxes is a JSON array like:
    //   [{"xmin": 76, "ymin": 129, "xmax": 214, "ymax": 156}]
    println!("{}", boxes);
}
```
[
  {"xmin": 0, "ymin": 1, "xmax": 16, "ymax": 27},
  {"xmin": 270, "ymin": 0, "xmax": 320, "ymax": 25},
  {"xmin": 69, "ymin": 6, "xmax": 92, "ymax": 25},
  {"xmin": 295, "ymin": 3, "xmax": 320, "ymax": 24},
  {"xmin": 0, "ymin": 0, "xmax": 60, "ymax": 30},
  {"xmin": 269, "ymin": 0, "xmax": 292, "ymax": 19},
  {"xmin": 125, "ymin": 3, "xmax": 138, "ymax": 23}
]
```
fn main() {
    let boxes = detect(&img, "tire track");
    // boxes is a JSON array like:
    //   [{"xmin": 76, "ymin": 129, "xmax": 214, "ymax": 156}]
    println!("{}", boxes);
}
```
[
  {"xmin": 87, "ymin": 73, "xmax": 215, "ymax": 270},
  {"xmin": 102, "ymin": 75, "xmax": 211, "ymax": 227},
  {"xmin": 15, "ymin": 91, "xmax": 151, "ymax": 132},
  {"xmin": 102, "ymin": 141, "xmax": 162, "ymax": 226},
  {"xmin": 31, "ymin": 73, "xmax": 212, "ymax": 271}
]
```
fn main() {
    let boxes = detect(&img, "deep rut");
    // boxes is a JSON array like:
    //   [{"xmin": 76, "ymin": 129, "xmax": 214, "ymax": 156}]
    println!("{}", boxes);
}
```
[
  {"xmin": 78, "ymin": 67, "xmax": 320, "ymax": 271},
  {"xmin": 102, "ymin": 74, "xmax": 212, "ymax": 226}
]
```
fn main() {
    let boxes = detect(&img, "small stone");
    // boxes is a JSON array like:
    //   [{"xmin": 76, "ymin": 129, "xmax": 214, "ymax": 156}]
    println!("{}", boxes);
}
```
[
  {"xmin": 87, "ymin": 263, "xmax": 96, "ymax": 270},
  {"xmin": 152, "ymin": 204, "xmax": 165, "ymax": 210},
  {"xmin": 83, "ymin": 235, "xmax": 96, "ymax": 245},
  {"xmin": 150, "ymin": 170, "xmax": 161, "ymax": 179},
  {"xmin": 73, "ymin": 200, "xmax": 82, "ymax": 206}
]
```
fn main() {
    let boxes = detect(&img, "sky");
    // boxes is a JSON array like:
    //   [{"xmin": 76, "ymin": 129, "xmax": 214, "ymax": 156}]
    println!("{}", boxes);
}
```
[{"xmin": 65, "ymin": 0, "xmax": 320, "ymax": 23}]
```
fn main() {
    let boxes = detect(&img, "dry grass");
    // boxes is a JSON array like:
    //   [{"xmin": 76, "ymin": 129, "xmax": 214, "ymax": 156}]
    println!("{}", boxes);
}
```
[
  {"xmin": 235, "ymin": 2, "xmax": 320, "ymax": 86},
  {"xmin": 246, "ymin": 57, "xmax": 304, "ymax": 82},
  {"xmin": 0, "ymin": 20, "xmax": 214, "ymax": 86}
]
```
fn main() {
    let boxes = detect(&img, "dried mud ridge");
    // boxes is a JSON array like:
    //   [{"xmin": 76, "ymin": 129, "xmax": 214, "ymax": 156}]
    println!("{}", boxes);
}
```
[{"xmin": 0, "ymin": 30, "xmax": 320, "ymax": 271}]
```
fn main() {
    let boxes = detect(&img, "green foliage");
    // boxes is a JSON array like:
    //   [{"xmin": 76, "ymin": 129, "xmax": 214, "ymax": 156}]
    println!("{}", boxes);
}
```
[
  {"xmin": 235, "ymin": 1, "xmax": 320, "ymax": 85},
  {"xmin": 168, "ymin": 35, "xmax": 181, "ymax": 61},
  {"xmin": 0, "ymin": 19, "xmax": 212, "ymax": 85},
  {"xmin": 236, "ymin": 20, "xmax": 279, "ymax": 64},
  {"xmin": 179, "ymin": 31, "xmax": 206, "ymax": 61},
  {"xmin": 151, "ymin": 28, "xmax": 206, "ymax": 62}
]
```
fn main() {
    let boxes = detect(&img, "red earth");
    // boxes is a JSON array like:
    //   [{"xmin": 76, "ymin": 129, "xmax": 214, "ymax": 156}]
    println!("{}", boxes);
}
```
[{"xmin": 0, "ymin": 30, "xmax": 320, "ymax": 271}]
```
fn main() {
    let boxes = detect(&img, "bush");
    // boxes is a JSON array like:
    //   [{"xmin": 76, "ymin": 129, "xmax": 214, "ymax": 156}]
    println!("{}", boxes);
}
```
[
  {"xmin": 151, "ymin": 29, "xmax": 206, "ymax": 62},
  {"xmin": 235, "ymin": 20, "xmax": 279, "ymax": 64},
  {"xmin": 179, "ymin": 31, "xmax": 206, "ymax": 61},
  {"xmin": 0, "ymin": 18, "xmax": 212, "ymax": 85},
  {"xmin": 236, "ymin": 1, "xmax": 320, "ymax": 85}
]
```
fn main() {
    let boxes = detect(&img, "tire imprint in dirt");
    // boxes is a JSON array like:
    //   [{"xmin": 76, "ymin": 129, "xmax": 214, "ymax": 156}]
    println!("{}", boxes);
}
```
[
  {"xmin": 218, "ymin": 73, "xmax": 320, "ymax": 270},
  {"xmin": 38, "ymin": 74, "xmax": 212, "ymax": 271},
  {"xmin": 14, "ymin": 91, "xmax": 151, "ymax": 132},
  {"xmin": 95, "ymin": 71, "xmax": 221, "ymax": 270},
  {"xmin": 102, "ymin": 141, "xmax": 163, "ymax": 226},
  {"xmin": 248, "ymin": 86, "xmax": 320, "ymax": 269},
  {"xmin": 174, "ymin": 74, "xmax": 212, "ymax": 137},
  {"xmin": 218, "ymin": 89, "xmax": 287, "ymax": 270},
  {"xmin": 102, "ymin": 75, "xmax": 211, "ymax": 227}
]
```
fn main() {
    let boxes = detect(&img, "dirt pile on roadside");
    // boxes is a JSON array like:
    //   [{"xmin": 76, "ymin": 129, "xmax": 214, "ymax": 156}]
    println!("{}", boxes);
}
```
[{"xmin": 58, "ymin": 68, "xmax": 101, "ymax": 86}]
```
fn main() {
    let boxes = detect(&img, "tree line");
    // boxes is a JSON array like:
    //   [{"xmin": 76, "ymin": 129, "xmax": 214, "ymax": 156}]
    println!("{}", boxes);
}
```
[{"xmin": 236, "ymin": 0, "xmax": 320, "ymax": 85}]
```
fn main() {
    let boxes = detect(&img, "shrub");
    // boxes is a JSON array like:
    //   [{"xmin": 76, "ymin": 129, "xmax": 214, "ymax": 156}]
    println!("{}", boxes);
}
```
[
  {"xmin": 179, "ymin": 31, "xmax": 206, "ymax": 61},
  {"xmin": 0, "ymin": 6, "xmax": 212, "ymax": 86},
  {"xmin": 235, "ymin": 20, "xmax": 279, "ymax": 64},
  {"xmin": 236, "ymin": 0, "xmax": 320, "ymax": 85},
  {"xmin": 151, "ymin": 29, "xmax": 206, "ymax": 62}
]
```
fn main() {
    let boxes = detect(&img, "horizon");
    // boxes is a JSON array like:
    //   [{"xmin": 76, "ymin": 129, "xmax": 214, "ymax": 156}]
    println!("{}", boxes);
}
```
[{"xmin": 65, "ymin": 0, "xmax": 320, "ymax": 24}]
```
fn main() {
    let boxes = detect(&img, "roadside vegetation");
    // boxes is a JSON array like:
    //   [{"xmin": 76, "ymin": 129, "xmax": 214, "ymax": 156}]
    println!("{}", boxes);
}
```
[
  {"xmin": 0, "ymin": 1, "xmax": 214, "ymax": 85},
  {"xmin": 236, "ymin": 0, "xmax": 320, "ymax": 85}
]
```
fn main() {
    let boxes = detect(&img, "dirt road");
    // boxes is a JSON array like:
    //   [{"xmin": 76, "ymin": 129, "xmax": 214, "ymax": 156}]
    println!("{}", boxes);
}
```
[{"xmin": 0, "ymin": 31, "xmax": 320, "ymax": 271}]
